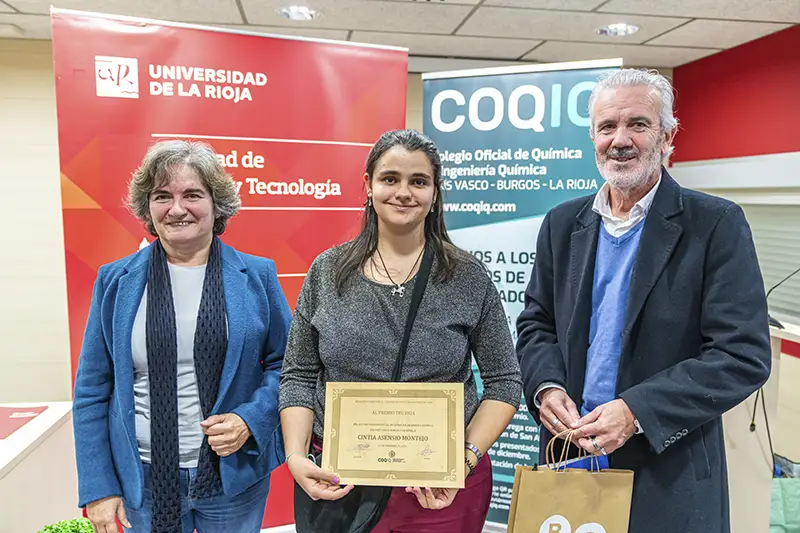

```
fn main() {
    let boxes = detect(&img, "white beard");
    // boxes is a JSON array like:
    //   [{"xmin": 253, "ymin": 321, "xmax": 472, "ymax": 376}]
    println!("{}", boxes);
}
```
[{"xmin": 597, "ymin": 141, "xmax": 664, "ymax": 191}]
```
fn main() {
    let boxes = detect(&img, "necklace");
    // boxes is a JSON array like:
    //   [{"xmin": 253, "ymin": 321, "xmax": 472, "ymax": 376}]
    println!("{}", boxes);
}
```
[{"xmin": 375, "ymin": 245, "xmax": 424, "ymax": 297}]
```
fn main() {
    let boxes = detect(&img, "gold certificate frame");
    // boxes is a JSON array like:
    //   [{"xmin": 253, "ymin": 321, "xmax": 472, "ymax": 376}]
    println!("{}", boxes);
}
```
[{"xmin": 321, "ymin": 382, "xmax": 465, "ymax": 489}]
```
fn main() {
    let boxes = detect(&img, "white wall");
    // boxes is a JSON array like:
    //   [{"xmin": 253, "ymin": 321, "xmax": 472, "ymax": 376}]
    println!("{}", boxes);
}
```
[
  {"xmin": 776, "ymin": 354, "xmax": 800, "ymax": 461},
  {"xmin": 0, "ymin": 38, "xmax": 72, "ymax": 402}
]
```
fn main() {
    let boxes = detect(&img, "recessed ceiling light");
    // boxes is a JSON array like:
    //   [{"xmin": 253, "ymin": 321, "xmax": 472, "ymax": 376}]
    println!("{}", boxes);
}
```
[
  {"xmin": 597, "ymin": 23, "xmax": 639, "ymax": 37},
  {"xmin": 279, "ymin": 6, "xmax": 320, "ymax": 21}
]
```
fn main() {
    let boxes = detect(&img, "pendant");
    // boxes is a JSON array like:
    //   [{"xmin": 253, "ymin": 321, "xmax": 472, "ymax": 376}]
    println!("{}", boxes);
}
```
[{"xmin": 391, "ymin": 285, "xmax": 405, "ymax": 297}]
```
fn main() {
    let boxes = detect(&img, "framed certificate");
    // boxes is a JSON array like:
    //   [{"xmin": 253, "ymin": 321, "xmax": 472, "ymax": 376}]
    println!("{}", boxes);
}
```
[{"xmin": 321, "ymin": 382, "xmax": 465, "ymax": 489}]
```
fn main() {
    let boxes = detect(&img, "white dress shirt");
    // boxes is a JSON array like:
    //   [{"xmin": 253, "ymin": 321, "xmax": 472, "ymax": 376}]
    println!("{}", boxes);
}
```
[{"xmin": 591, "ymin": 177, "xmax": 661, "ymax": 238}]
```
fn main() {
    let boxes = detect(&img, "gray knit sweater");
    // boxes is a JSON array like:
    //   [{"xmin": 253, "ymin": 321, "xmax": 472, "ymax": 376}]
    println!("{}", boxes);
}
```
[{"xmin": 278, "ymin": 246, "xmax": 522, "ymax": 440}]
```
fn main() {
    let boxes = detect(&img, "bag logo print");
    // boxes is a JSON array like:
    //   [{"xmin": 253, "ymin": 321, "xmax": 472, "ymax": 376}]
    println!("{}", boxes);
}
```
[{"xmin": 540, "ymin": 515, "xmax": 607, "ymax": 533}]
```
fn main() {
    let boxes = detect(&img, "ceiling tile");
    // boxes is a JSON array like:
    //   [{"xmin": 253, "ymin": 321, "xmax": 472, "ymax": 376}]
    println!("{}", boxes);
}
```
[
  {"xmin": 459, "ymin": 7, "xmax": 689, "ymax": 44},
  {"xmin": 409, "ymin": 56, "xmax": 530, "ymax": 73},
  {"xmin": 6, "ymin": 0, "xmax": 243, "ymax": 24},
  {"xmin": 239, "ymin": 0, "xmax": 473, "ymax": 33},
  {"xmin": 350, "ymin": 31, "xmax": 540, "ymax": 59},
  {"xmin": 524, "ymin": 41, "xmax": 718, "ymax": 68},
  {"xmin": 214, "ymin": 24, "xmax": 349, "ymax": 41},
  {"xmin": 484, "ymin": 0, "xmax": 605, "ymax": 9},
  {"xmin": 380, "ymin": 0, "xmax": 479, "ymax": 4},
  {"xmin": 599, "ymin": 0, "xmax": 800, "ymax": 23},
  {"xmin": 648, "ymin": 19, "xmax": 791, "ymax": 49},
  {"xmin": 0, "ymin": 13, "xmax": 49, "ymax": 38},
  {"xmin": 0, "ymin": 2, "xmax": 15, "ymax": 13}
]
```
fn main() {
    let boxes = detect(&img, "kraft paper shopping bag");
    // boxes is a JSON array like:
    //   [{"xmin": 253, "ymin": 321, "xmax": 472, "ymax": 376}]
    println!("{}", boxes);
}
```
[{"xmin": 507, "ymin": 430, "xmax": 634, "ymax": 533}]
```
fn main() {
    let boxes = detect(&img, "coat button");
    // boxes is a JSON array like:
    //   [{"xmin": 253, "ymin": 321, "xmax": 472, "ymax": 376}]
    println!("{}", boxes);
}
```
[
  {"xmin": 664, "ymin": 440, "xmax": 670, "ymax": 447},
  {"xmin": 670, "ymin": 436, "xmax": 677, "ymax": 443},
  {"xmin": 682, "ymin": 429, "xmax": 688, "ymax": 436}
]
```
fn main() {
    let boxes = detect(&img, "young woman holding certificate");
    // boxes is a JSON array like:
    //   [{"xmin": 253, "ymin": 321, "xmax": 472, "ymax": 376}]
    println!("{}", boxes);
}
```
[{"xmin": 278, "ymin": 129, "xmax": 522, "ymax": 533}]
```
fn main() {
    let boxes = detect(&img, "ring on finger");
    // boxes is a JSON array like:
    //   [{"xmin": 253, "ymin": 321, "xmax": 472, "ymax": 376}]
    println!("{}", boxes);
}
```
[
  {"xmin": 591, "ymin": 437, "xmax": 602, "ymax": 452},
  {"xmin": 552, "ymin": 417, "xmax": 561, "ymax": 427}
]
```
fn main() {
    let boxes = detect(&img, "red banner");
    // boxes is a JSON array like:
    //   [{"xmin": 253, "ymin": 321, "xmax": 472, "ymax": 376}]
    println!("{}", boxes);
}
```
[{"xmin": 51, "ymin": 9, "xmax": 407, "ymax": 527}]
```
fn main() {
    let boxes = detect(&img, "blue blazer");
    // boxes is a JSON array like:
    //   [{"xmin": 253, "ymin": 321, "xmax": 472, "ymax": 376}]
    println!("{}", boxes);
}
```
[{"xmin": 72, "ymin": 241, "xmax": 291, "ymax": 509}]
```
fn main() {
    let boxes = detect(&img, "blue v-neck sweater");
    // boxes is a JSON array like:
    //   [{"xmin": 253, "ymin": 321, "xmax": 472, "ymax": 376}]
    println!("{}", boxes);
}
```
[{"xmin": 581, "ymin": 219, "xmax": 646, "ymax": 416}]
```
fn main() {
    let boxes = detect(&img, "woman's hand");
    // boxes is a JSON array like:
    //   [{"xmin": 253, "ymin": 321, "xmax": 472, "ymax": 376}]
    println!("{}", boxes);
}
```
[
  {"xmin": 287, "ymin": 455, "xmax": 354, "ymax": 501},
  {"xmin": 405, "ymin": 486, "xmax": 459, "ymax": 510},
  {"xmin": 404, "ymin": 455, "xmax": 471, "ymax": 510},
  {"xmin": 86, "ymin": 496, "xmax": 131, "ymax": 532}
]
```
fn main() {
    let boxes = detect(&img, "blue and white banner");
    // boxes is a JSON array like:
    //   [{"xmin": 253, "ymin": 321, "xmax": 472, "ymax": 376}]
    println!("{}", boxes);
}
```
[{"xmin": 422, "ymin": 59, "xmax": 621, "ymax": 527}]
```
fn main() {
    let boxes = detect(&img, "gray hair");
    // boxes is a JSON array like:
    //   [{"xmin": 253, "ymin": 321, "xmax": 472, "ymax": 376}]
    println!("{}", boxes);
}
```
[
  {"xmin": 127, "ymin": 140, "xmax": 241, "ymax": 236},
  {"xmin": 588, "ymin": 68, "xmax": 679, "ymax": 138}
]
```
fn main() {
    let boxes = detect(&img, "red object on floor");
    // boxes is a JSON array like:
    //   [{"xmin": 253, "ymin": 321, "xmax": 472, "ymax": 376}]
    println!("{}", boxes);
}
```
[
  {"xmin": 262, "ymin": 463, "xmax": 295, "ymax": 528},
  {"xmin": 0, "ymin": 406, "xmax": 48, "ymax": 439}
]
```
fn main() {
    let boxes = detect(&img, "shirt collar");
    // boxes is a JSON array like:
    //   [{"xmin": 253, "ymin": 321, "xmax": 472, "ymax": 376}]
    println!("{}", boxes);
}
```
[{"xmin": 592, "ymin": 176, "xmax": 661, "ymax": 221}]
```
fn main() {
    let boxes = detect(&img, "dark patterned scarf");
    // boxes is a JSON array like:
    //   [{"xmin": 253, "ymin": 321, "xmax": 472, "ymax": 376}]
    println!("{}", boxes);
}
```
[{"xmin": 146, "ymin": 237, "xmax": 228, "ymax": 532}]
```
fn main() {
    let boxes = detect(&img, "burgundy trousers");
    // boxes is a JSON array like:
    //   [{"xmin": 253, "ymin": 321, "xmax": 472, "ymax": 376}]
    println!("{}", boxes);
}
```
[{"xmin": 370, "ymin": 456, "xmax": 493, "ymax": 533}]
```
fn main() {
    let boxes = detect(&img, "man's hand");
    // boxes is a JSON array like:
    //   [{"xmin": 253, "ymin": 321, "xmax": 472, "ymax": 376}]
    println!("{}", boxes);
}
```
[
  {"xmin": 575, "ymin": 399, "xmax": 637, "ymax": 456},
  {"xmin": 86, "ymin": 496, "xmax": 130, "ymax": 533},
  {"xmin": 201, "ymin": 413, "xmax": 251, "ymax": 457},
  {"xmin": 539, "ymin": 388, "xmax": 581, "ymax": 438}
]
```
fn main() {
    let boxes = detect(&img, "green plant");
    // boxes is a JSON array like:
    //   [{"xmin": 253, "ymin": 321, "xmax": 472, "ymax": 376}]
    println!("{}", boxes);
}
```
[{"xmin": 38, "ymin": 518, "xmax": 95, "ymax": 533}]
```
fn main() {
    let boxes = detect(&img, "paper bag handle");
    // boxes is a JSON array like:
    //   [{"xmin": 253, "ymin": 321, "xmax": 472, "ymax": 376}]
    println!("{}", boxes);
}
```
[{"xmin": 545, "ymin": 429, "xmax": 600, "ymax": 472}]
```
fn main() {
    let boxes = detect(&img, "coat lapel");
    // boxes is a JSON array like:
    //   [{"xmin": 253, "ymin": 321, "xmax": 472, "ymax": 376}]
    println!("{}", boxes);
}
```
[
  {"xmin": 566, "ymin": 200, "xmax": 601, "ymax": 401},
  {"xmin": 215, "ymin": 243, "xmax": 248, "ymax": 411},
  {"xmin": 622, "ymin": 170, "xmax": 684, "ymax": 346},
  {"xmin": 112, "ymin": 246, "xmax": 150, "ymax": 416}
]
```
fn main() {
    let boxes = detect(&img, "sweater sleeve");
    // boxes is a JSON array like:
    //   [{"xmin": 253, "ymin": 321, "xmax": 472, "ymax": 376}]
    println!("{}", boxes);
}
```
[{"xmin": 469, "ymin": 271, "xmax": 523, "ymax": 409}]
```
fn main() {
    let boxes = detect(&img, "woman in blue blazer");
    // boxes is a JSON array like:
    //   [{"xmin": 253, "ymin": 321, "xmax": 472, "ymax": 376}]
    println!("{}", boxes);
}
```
[{"xmin": 72, "ymin": 140, "xmax": 291, "ymax": 533}]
